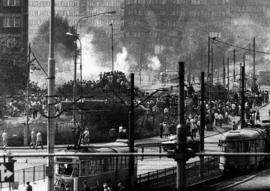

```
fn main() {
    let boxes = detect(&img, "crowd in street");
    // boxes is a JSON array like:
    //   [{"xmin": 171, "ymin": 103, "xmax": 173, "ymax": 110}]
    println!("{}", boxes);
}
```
[{"xmin": 137, "ymin": 87, "xmax": 269, "ymax": 138}]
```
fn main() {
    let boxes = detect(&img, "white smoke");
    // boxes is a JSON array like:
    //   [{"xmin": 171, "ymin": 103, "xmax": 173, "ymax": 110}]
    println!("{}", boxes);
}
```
[
  {"xmin": 81, "ymin": 33, "xmax": 111, "ymax": 80},
  {"xmin": 148, "ymin": 56, "xmax": 161, "ymax": 70},
  {"xmin": 114, "ymin": 47, "xmax": 129, "ymax": 74}
]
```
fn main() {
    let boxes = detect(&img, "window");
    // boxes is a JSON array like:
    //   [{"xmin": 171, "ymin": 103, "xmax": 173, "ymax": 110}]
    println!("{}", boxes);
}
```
[
  {"xmin": 3, "ymin": 0, "xmax": 20, "ymax": 7},
  {"xmin": 3, "ymin": 16, "xmax": 21, "ymax": 28}
]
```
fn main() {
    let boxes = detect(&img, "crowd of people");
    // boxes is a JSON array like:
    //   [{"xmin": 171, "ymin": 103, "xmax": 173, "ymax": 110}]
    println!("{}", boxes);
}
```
[{"xmin": 136, "ymin": 87, "xmax": 269, "ymax": 138}]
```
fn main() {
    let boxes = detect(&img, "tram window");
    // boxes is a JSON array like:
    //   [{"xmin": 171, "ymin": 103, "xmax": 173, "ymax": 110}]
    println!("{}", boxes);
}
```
[
  {"xmin": 81, "ymin": 161, "xmax": 89, "ymax": 176},
  {"xmin": 56, "ymin": 163, "xmax": 79, "ymax": 177},
  {"xmin": 244, "ymin": 141, "xmax": 249, "ymax": 152}
]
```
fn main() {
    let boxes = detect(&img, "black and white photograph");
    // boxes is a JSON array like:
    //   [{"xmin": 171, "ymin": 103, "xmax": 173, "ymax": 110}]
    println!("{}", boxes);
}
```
[{"xmin": 0, "ymin": 0, "xmax": 270, "ymax": 190}]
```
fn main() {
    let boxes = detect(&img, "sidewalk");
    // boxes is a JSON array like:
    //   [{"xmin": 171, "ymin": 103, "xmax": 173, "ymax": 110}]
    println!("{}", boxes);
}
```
[{"xmin": 3, "ymin": 179, "xmax": 46, "ymax": 191}]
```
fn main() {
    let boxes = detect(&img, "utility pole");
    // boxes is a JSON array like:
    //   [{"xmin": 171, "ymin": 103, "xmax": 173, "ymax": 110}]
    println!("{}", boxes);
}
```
[
  {"xmin": 227, "ymin": 57, "xmax": 230, "ymax": 96},
  {"xmin": 25, "ymin": 44, "xmax": 31, "ymax": 146},
  {"xmin": 209, "ymin": 38, "xmax": 214, "ymax": 130},
  {"xmin": 223, "ymin": 57, "xmax": 226, "ymax": 87},
  {"xmin": 207, "ymin": 37, "xmax": 210, "ymax": 83},
  {"xmin": 243, "ymin": 54, "xmax": 245, "ymax": 67},
  {"xmin": 73, "ymin": 37, "xmax": 77, "ymax": 145},
  {"xmin": 200, "ymin": 72, "xmax": 205, "ymax": 177},
  {"xmin": 233, "ymin": 49, "xmax": 236, "ymax": 82},
  {"xmin": 253, "ymin": 37, "xmax": 256, "ymax": 92},
  {"xmin": 176, "ymin": 62, "xmax": 186, "ymax": 191},
  {"xmin": 188, "ymin": 54, "xmax": 191, "ymax": 86},
  {"xmin": 241, "ymin": 65, "xmax": 245, "ymax": 129},
  {"xmin": 47, "ymin": 0, "xmax": 56, "ymax": 190},
  {"xmin": 128, "ymin": 73, "xmax": 135, "ymax": 189},
  {"xmin": 110, "ymin": 23, "xmax": 114, "ymax": 72}
]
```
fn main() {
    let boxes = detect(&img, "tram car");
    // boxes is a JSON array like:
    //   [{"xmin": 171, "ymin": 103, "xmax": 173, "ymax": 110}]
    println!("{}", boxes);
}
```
[
  {"xmin": 54, "ymin": 140, "xmax": 136, "ymax": 191},
  {"xmin": 219, "ymin": 126, "xmax": 270, "ymax": 172}
]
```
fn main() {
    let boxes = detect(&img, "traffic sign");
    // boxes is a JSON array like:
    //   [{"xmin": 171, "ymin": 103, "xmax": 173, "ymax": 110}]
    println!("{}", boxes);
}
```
[{"xmin": 0, "ymin": 163, "xmax": 14, "ymax": 182}]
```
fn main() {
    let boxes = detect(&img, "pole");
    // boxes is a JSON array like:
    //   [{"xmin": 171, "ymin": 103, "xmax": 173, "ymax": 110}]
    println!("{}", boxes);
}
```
[
  {"xmin": 176, "ymin": 62, "xmax": 186, "ymax": 191},
  {"xmin": 209, "ymin": 38, "xmax": 214, "ymax": 130},
  {"xmin": 73, "ymin": 39, "xmax": 77, "ymax": 147},
  {"xmin": 223, "ymin": 57, "xmax": 225, "ymax": 87},
  {"xmin": 243, "ymin": 54, "xmax": 245, "ymax": 67},
  {"xmin": 207, "ymin": 37, "xmax": 210, "ymax": 83},
  {"xmin": 253, "ymin": 37, "xmax": 256, "ymax": 91},
  {"xmin": 227, "ymin": 57, "xmax": 230, "ymax": 96},
  {"xmin": 188, "ymin": 54, "xmax": 191, "ymax": 86},
  {"xmin": 128, "ymin": 73, "xmax": 135, "ymax": 189},
  {"xmin": 47, "ymin": 0, "xmax": 56, "ymax": 190},
  {"xmin": 241, "ymin": 65, "xmax": 245, "ymax": 129},
  {"xmin": 200, "ymin": 72, "xmax": 205, "ymax": 177},
  {"xmin": 24, "ymin": 43, "xmax": 31, "ymax": 146},
  {"xmin": 111, "ymin": 23, "xmax": 114, "ymax": 72},
  {"xmin": 233, "ymin": 49, "xmax": 236, "ymax": 82},
  {"xmin": 79, "ymin": 38, "xmax": 83, "ymax": 135}
]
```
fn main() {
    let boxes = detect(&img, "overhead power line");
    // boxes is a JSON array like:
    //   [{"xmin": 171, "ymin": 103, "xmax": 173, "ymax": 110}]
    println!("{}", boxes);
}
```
[{"xmin": 213, "ymin": 38, "xmax": 270, "ymax": 55}]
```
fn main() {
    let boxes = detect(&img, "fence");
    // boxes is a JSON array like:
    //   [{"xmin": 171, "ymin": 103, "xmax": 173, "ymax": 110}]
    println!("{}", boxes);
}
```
[
  {"xmin": 136, "ymin": 156, "xmax": 221, "ymax": 190},
  {"xmin": 1, "ymin": 165, "xmax": 46, "ymax": 189}
]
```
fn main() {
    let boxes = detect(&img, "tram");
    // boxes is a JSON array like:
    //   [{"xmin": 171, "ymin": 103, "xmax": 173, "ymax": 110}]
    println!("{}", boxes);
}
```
[
  {"xmin": 54, "ymin": 140, "xmax": 136, "ymax": 191},
  {"xmin": 219, "ymin": 127, "xmax": 270, "ymax": 172}
]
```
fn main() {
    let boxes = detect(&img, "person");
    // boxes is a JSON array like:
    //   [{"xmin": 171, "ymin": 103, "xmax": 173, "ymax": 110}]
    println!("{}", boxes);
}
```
[
  {"xmin": 256, "ymin": 110, "xmax": 260, "ymax": 123},
  {"xmin": 2, "ymin": 130, "xmax": 7, "ymax": 150},
  {"xmin": 118, "ymin": 182, "xmax": 126, "ymax": 191},
  {"xmin": 60, "ymin": 183, "xmax": 65, "ymax": 191},
  {"xmin": 30, "ymin": 128, "xmax": 36, "ymax": 149},
  {"xmin": 84, "ymin": 180, "xmax": 90, "ymax": 191},
  {"xmin": 65, "ymin": 184, "xmax": 71, "ymax": 191},
  {"xmin": 118, "ymin": 126, "xmax": 124, "ymax": 139},
  {"xmin": 26, "ymin": 181, "xmax": 32, "ymax": 191},
  {"xmin": 232, "ymin": 121, "xmax": 238, "ymax": 130},
  {"xmin": 109, "ymin": 127, "xmax": 117, "ymax": 141},
  {"xmin": 218, "ymin": 113, "xmax": 223, "ymax": 128},
  {"xmin": 103, "ymin": 182, "xmax": 111, "ymax": 191},
  {"xmin": 82, "ymin": 128, "xmax": 90, "ymax": 145},
  {"xmin": 159, "ymin": 123, "xmax": 163, "ymax": 138},
  {"xmin": 35, "ymin": 131, "xmax": 43, "ymax": 149}
]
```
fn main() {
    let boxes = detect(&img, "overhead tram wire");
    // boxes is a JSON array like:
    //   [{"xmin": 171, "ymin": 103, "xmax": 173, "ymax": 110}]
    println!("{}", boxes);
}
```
[{"xmin": 213, "ymin": 38, "xmax": 270, "ymax": 55}]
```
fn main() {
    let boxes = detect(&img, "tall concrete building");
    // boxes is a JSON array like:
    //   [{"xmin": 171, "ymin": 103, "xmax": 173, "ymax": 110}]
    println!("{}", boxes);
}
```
[
  {"xmin": 29, "ymin": 0, "xmax": 81, "ymax": 42},
  {"xmin": 29, "ymin": 0, "xmax": 123, "ymax": 42},
  {"xmin": 0, "ymin": 0, "xmax": 28, "ymax": 94},
  {"xmin": 0, "ymin": 0, "xmax": 28, "ymax": 54},
  {"xmin": 122, "ymin": 0, "xmax": 270, "ymax": 76}
]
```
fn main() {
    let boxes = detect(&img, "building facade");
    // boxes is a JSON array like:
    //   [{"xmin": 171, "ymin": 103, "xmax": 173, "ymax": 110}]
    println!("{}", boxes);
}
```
[
  {"xmin": 0, "ymin": 0, "xmax": 28, "ymax": 54},
  {"xmin": 0, "ymin": 0, "xmax": 28, "ymax": 94},
  {"xmin": 29, "ymin": 0, "xmax": 123, "ymax": 42},
  {"xmin": 122, "ymin": 0, "xmax": 270, "ymax": 76}
]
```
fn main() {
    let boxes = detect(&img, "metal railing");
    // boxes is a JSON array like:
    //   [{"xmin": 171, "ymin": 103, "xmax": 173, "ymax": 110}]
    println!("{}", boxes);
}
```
[
  {"xmin": 136, "ymin": 156, "xmax": 221, "ymax": 189},
  {"xmin": 1, "ymin": 165, "xmax": 46, "ymax": 188}
]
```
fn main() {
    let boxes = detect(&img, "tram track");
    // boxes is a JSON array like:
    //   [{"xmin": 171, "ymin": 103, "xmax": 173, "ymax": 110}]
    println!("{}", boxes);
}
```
[{"xmin": 190, "ymin": 162, "xmax": 270, "ymax": 191}]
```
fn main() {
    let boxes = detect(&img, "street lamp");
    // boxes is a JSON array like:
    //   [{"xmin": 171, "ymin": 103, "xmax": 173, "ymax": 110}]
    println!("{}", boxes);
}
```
[
  {"xmin": 66, "ymin": 10, "xmax": 116, "ymax": 148},
  {"xmin": 110, "ymin": 23, "xmax": 114, "ymax": 72}
]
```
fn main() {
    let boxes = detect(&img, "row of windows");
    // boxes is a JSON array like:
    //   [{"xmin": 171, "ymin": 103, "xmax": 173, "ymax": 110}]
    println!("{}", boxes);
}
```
[
  {"xmin": 88, "ymin": 0, "xmax": 122, "ymax": 7},
  {"xmin": 0, "ymin": 36, "xmax": 21, "ymax": 49},
  {"xmin": 3, "ymin": 0, "xmax": 20, "ymax": 7},
  {"xmin": 126, "ymin": 0, "xmax": 230, "ymax": 5},
  {"xmin": 29, "ymin": 1, "xmax": 78, "ymax": 7},
  {"xmin": 3, "ymin": 16, "xmax": 21, "ymax": 28},
  {"xmin": 29, "ymin": 10, "xmax": 78, "ymax": 17},
  {"xmin": 126, "ymin": 9, "xmax": 230, "ymax": 18}
]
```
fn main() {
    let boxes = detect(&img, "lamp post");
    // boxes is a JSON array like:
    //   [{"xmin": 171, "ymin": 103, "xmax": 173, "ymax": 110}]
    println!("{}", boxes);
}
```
[
  {"xmin": 110, "ymin": 23, "xmax": 114, "ymax": 72},
  {"xmin": 47, "ymin": 0, "xmax": 56, "ymax": 190},
  {"xmin": 66, "ymin": 11, "xmax": 116, "ymax": 147}
]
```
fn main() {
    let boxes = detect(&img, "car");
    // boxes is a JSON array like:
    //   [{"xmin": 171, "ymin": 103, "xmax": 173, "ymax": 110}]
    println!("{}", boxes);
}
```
[{"xmin": 161, "ymin": 134, "xmax": 200, "ymax": 153}]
